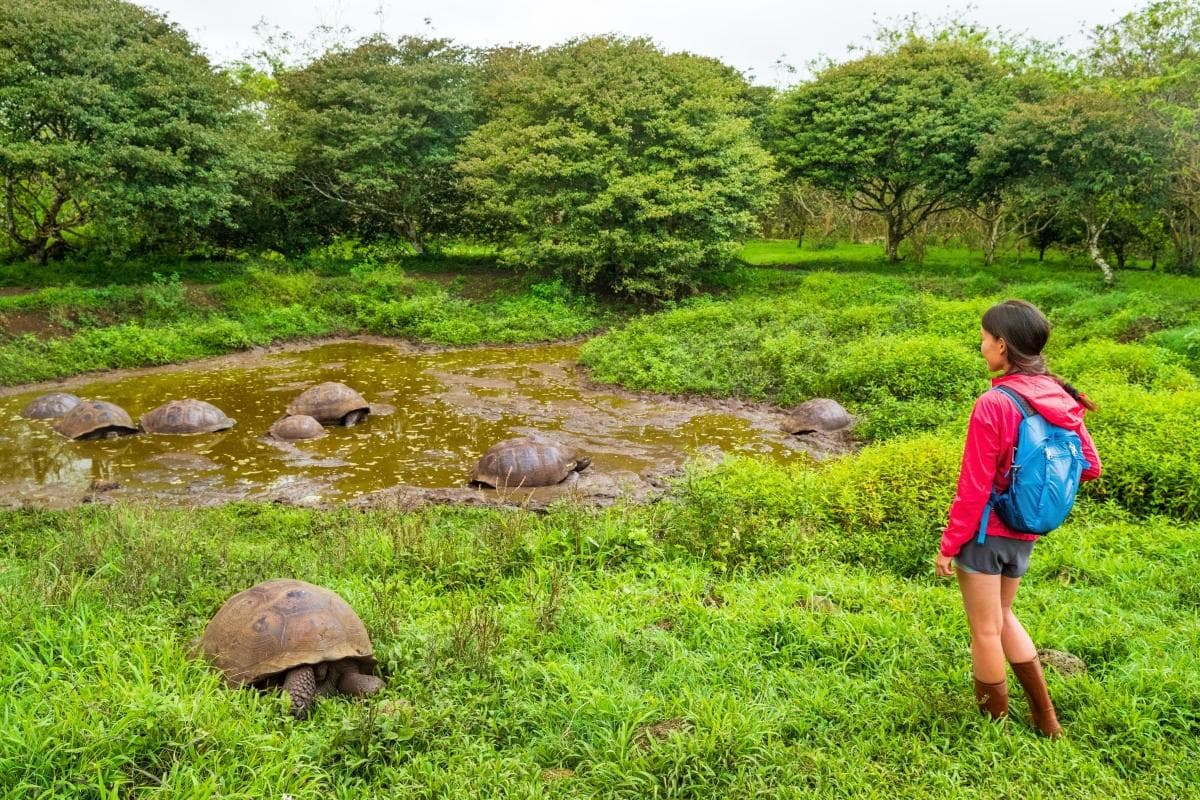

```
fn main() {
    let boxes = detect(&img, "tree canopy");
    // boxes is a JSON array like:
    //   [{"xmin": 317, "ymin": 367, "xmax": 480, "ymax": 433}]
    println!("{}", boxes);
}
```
[
  {"xmin": 456, "ymin": 36, "xmax": 777, "ymax": 300},
  {"xmin": 770, "ymin": 39, "xmax": 1014, "ymax": 261},
  {"xmin": 273, "ymin": 36, "xmax": 480, "ymax": 254},
  {"xmin": 0, "ymin": 0, "xmax": 260, "ymax": 261}
]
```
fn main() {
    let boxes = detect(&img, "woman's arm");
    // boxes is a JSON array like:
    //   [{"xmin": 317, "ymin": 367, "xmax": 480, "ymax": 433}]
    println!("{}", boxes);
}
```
[{"xmin": 939, "ymin": 396, "xmax": 1005, "ymax": 558}]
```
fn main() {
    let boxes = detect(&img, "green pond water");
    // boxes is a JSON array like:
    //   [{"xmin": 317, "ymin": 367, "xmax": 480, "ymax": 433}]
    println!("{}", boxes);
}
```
[{"xmin": 0, "ymin": 341, "xmax": 807, "ymax": 506}]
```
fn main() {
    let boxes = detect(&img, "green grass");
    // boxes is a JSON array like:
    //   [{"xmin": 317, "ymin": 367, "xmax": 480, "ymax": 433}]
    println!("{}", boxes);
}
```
[
  {"xmin": 3, "ymin": 239, "xmax": 1200, "ymax": 797},
  {"xmin": 0, "ymin": 267, "xmax": 606, "ymax": 386},
  {"xmin": 1, "ymin": 486, "xmax": 1196, "ymax": 798}
]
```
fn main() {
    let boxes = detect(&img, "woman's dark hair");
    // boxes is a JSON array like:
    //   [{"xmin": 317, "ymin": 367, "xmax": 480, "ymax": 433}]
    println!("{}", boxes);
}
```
[{"xmin": 982, "ymin": 299, "xmax": 1096, "ymax": 411}]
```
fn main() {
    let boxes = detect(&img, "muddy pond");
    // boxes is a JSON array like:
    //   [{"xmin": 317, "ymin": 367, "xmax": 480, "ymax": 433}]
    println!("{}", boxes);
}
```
[{"xmin": 0, "ymin": 340, "xmax": 840, "ymax": 509}]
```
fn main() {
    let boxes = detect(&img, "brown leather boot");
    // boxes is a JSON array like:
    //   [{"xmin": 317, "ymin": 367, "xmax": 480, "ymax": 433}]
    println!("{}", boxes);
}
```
[
  {"xmin": 973, "ymin": 676, "xmax": 1009, "ymax": 720},
  {"xmin": 1011, "ymin": 657, "xmax": 1063, "ymax": 738}
]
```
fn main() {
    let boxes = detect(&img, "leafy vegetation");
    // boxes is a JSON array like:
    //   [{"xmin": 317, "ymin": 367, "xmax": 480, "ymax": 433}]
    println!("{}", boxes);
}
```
[{"xmin": 457, "ymin": 36, "xmax": 777, "ymax": 300}]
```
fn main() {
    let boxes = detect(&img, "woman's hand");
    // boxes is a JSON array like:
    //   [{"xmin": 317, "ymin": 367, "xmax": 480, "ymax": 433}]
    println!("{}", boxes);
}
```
[{"xmin": 935, "ymin": 553, "xmax": 955, "ymax": 577}]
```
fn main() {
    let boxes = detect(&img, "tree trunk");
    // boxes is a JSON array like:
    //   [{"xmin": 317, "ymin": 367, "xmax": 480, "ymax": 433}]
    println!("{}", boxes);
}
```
[
  {"xmin": 1085, "ymin": 219, "xmax": 1115, "ymax": 283},
  {"xmin": 983, "ymin": 214, "xmax": 1002, "ymax": 266},
  {"xmin": 884, "ymin": 214, "xmax": 904, "ymax": 262}
]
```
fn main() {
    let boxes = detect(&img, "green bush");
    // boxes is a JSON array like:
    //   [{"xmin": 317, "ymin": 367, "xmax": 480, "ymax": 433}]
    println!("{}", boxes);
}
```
[
  {"xmin": 819, "ymin": 335, "xmax": 985, "ymax": 403},
  {"xmin": 1056, "ymin": 341, "xmax": 1198, "ymax": 391},
  {"xmin": 1149, "ymin": 325, "xmax": 1200, "ymax": 373},
  {"xmin": 1084, "ymin": 383, "xmax": 1200, "ymax": 519}
]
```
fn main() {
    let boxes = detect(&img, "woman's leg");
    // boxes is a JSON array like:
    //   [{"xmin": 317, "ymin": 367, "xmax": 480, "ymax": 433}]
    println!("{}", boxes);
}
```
[
  {"xmin": 957, "ymin": 568, "xmax": 1006, "ymax": 682},
  {"xmin": 1000, "ymin": 576, "xmax": 1037, "ymax": 663},
  {"xmin": 956, "ymin": 567, "xmax": 1009, "ymax": 719},
  {"xmin": 999, "ymin": 576, "xmax": 1062, "ymax": 736}
]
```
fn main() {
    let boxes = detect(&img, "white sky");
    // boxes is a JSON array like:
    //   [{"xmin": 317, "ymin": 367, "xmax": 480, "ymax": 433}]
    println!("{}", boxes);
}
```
[{"xmin": 142, "ymin": 0, "xmax": 1145, "ymax": 85}]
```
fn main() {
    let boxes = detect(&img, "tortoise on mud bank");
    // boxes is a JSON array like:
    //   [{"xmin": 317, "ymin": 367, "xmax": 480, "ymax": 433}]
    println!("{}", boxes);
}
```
[
  {"xmin": 53, "ymin": 400, "xmax": 139, "ymax": 440},
  {"xmin": 140, "ymin": 399, "xmax": 235, "ymax": 434},
  {"xmin": 470, "ymin": 436, "xmax": 592, "ymax": 488},
  {"xmin": 21, "ymin": 392, "xmax": 82, "ymax": 419},
  {"xmin": 782, "ymin": 398, "xmax": 853, "ymax": 435},
  {"xmin": 269, "ymin": 414, "xmax": 328, "ymax": 441},
  {"xmin": 197, "ymin": 579, "xmax": 385, "ymax": 719},
  {"xmin": 287, "ymin": 382, "xmax": 370, "ymax": 426}
]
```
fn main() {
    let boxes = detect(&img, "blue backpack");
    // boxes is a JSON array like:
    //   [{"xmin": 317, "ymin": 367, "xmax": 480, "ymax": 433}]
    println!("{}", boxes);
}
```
[{"xmin": 976, "ymin": 385, "xmax": 1092, "ymax": 544}]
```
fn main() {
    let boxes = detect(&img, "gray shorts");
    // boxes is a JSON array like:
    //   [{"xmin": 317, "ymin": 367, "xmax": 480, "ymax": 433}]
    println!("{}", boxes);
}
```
[{"xmin": 953, "ymin": 535, "xmax": 1036, "ymax": 578}]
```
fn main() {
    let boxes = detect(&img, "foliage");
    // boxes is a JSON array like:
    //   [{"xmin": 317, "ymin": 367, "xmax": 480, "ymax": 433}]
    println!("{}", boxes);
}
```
[
  {"xmin": 457, "ymin": 36, "xmax": 777, "ymax": 301},
  {"xmin": 273, "ymin": 36, "xmax": 481, "ymax": 253},
  {"xmin": 770, "ymin": 38, "xmax": 1014, "ymax": 262},
  {"xmin": 1, "ymin": 491, "xmax": 1197, "ymax": 797},
  {"xmin": 976, "ymin": 90, "xmax": 1171, "ymax": 282},
  {"xmin": 0, "ymin": 0, "xmax": 263, "ymax": 262}
]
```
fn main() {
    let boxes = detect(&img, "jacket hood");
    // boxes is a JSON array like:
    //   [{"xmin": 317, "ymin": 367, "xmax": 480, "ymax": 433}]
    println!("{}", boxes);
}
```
[{"xmin": 991, "ymin": 373, "xmax": 1087, "ymax": 429}]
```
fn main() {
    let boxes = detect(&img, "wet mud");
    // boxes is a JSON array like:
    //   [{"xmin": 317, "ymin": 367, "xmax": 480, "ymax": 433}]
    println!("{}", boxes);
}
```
[{"xmin": 0, "ymin": 338, "xmax": 851, "ymax": 510}]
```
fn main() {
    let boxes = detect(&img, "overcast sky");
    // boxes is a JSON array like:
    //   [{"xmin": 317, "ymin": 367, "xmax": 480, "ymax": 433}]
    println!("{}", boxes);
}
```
[{"xmin": 142, "ymin": 0, "xmax": 1144, "ymax": 85}]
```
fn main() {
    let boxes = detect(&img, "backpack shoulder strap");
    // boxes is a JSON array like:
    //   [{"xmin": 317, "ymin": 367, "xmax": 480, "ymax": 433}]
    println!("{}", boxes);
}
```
[{"xmin": 992, "ymin": 384, "xmax": 1035, "ymax": 419}]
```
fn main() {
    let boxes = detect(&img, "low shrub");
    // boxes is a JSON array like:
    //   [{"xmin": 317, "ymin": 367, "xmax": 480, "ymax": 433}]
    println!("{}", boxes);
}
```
[
  {"xmin": 1056, "ymin": 341, "xmax": 1198, "ymax": 391},
  {"xmin": 1083, "ymin": 383, "xmax": 1200, "ymax": 519},
  {"xmin": 818, "ymin": 335, "xmax": 985, "ymax": 403}
]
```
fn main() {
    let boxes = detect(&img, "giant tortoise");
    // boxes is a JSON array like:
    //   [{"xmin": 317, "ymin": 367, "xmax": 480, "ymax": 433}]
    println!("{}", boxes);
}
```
[
  {"xmin": 269, "ymin": 414, "xmax": 328, "ymax": 441},
  {"xmin": 470, "ymin": 436, "xmax": 592, "ymax": 489},
  {"xmin": 781, "ymin": 398, "xmax": 853, "ymax": 435},
  {"xmin": 140, "ymin": 399, "xmax": 235, "ymax": 435},
  {"xmin": 197, "ymin": 579, "xmax": 385, "ymax": 719},
  {"xmin": 21, "ymin": 392, "xmax": 82, "ymax": 420},
  {"xmin": 287, "ymin": 382, "xmax": 370, "ymax": 427},
  {"xmin": 54, "ymin": 400, "xmax": 139, "ymax": 440}
]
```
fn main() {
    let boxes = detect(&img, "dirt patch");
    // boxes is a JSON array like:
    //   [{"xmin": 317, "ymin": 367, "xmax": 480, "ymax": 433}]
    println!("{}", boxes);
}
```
[
  {"xmin": 632, "ymin": 718, "xmax": 693, "ymax": 751},
  {"xmin": 0, "ymin": 310, "xmax": 70, "ymax": 339}
]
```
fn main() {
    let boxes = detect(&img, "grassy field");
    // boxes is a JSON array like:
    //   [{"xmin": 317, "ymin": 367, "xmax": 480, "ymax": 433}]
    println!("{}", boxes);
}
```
[{"xmin": 1, "ymin": 241, "xmax": 1198, "ymax": 797}]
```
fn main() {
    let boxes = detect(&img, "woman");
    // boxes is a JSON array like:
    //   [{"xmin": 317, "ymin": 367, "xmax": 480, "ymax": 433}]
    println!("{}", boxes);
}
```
[{"xmin": 936, "ymin": 300, "xmax": 1102, "ymax": 738}]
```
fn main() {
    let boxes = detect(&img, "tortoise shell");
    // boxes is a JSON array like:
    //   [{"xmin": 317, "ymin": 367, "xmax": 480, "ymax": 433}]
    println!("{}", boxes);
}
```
[
  {"xmin": 140, "ymin": 399, "xmax": 236, "ymax": 435},
  {"xmin": 781, "ymin": 398, "xmax": 853, "ymax": 434},
  {"xmin": 198, "ymin": 579, "xmax": 375, "ymax": 686},
  {"xmin": 286, "ymin": 382, "xmax": 369, "ymax": 426},
  {"xmin": 53, "ymin": 400, "xmax": 139, "ymax": 440},
  {"xmin": 470, "ymin": 436, "xmax": 592, "ymax": 488},
  {"xmin": 269, "ymin": 414, "xmax": 328, "ymax": 441},
  {"xmin": 21, "ymin": 392, "xmax": 82, "ymax": 419}
]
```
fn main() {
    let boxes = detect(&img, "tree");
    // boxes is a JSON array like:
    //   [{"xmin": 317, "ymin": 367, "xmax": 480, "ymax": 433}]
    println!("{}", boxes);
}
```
[
  {"xmin": 1090, "ymin": 0, "xmax": 1200, "ymax": 272},
  {"xmin": 273, "ymin": 36, "xmax": 480, "ymax": 254},
  {"xmin": 455, "ymin": 37, "xmax": 776, "ymax": 301},
  {"xmin": 770, "ymin": 38, "xmax": 1013, "ymax": 262},
  {"xmin": 978, "ymin": 91, "xmax": 1170, "ymax": 282},
  {"xmin": 0, "ymin": 0, "xmax": 260, "ymax": 261}
]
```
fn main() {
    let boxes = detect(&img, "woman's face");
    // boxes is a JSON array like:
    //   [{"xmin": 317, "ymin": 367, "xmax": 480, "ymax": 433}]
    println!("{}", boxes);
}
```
[{"xmin": 980, "ymin": 327, "xmax": 1009, "ymax": 373}]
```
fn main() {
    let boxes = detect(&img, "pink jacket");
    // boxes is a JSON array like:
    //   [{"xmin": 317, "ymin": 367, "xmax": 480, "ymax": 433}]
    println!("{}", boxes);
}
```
[{"xmin": 940, "ymin": 373, "xmax": 1102, "ymax": 558}]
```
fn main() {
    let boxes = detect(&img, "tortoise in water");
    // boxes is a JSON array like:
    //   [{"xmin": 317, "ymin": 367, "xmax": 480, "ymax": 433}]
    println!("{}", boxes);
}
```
[
  {"xmin": 198, "ymin": 579, "xmax": 385, "ymax": 719},
  {"xmin": 140, "ymin": 399, "xmax": 236, "ymax": 435},
  {"xmin": 21, "ymin": 392, "xmax": 82, "ymax": 420},
  {"xmin": 287, "ymin": 382, "xmax": 370, "ymax": 427},
  {"xmin": 53, "ymin": 400, "xmax": 139, "ymax": 440},
  {"xmin": 781, "ymin": 398, "xmax": 853, "ymax": 435},
  {"xmin": 470, "ymin": 437, "xmax": 592, "ymax": 488},
  {"xmin": 269, "ymin": 414, "xmax": 328, "ymax": 441}
]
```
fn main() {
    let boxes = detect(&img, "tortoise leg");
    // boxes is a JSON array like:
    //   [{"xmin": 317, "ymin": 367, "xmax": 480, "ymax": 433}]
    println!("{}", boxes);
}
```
[
  {"xmin": 336, "ymin": 663, "xmax": 385, "ymax": 697},
  {"xmin": 282, "ymin": 665, "xmax": 318, "ymax": 719}
]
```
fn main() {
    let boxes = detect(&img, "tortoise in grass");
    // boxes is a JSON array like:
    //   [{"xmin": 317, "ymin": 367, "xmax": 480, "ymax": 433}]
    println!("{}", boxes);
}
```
[
  {"xmin": 21, "ymin": 392, "xmax": 82, "ymax": 420},
  {"xmin": 269, "ymin": 414, "xmax": 328, "ymax": 441},
  {"xmin": 781, "ymin": 398, "xmax": 853, "ymax": 435},
  {"xmin": 470, "ymin": 436, "xmax": 592, "ymax": 489},
  {"xmin": 53, "ymin": 400, "xmax": 139, "ymax": 440},
  {"xmin": 198, "ymin": 579, "xmax": 385, "ymax": 719},
  {"xmin": 287, "ymin": 382, "xmax": 370, "ymax": 427},
  {"xmin": 140, "ymin": 399, "xmax": 236, "ymax": 435}
]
